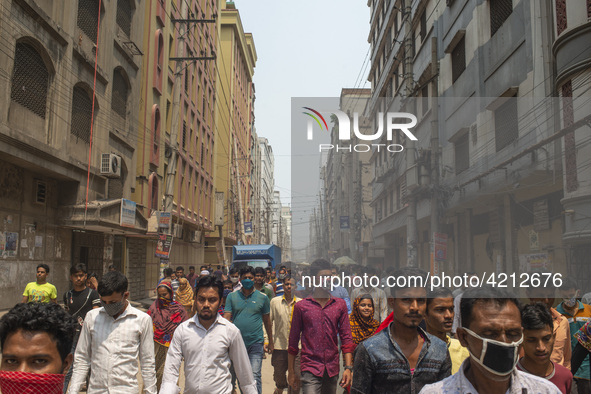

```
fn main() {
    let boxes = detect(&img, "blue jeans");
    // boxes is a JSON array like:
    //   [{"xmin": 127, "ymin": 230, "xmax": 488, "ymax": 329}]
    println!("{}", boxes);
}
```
[{"xmin": 247, "ymin": 342, "xmax": 264, "ymax": 394}]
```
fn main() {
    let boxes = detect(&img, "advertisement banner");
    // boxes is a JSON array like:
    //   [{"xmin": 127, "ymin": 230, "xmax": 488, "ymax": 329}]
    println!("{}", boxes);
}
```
[
  {"xmin": 120, "ymin": 199, "xmax": 136, "ymax": 228},
  {"xmin": 155, "ymin": 234, "xmax": 173, "ymax": 258}
]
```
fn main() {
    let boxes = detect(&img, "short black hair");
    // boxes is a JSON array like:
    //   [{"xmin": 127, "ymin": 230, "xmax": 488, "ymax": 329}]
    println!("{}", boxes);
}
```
[
  {"xmin": 189, "ymin": 266, "xmax": 195, "ymax": 270},
  {"xmin": 239, "ymin": 266, "xmax": 255, "ymax": 278},
  {"xmin": 176, "ymin": 266, "xmax": 184, "ymax": 271},
  {"xmin": 36, "ymin": 263, "xmax": 50, "ymax": 274},
  {"xmin": 223, "ymin": 279, "xmax": 233, "ymax": 286},
  {"xmin": 460, "ymin": 286, "xmax": 521, "ymax": 329},
  {"xmin": 0, "ymin": 302, "xmax": 76, "ymax": 362},
  {"xmin": 522, "ymin": 303, "xmax": 553, "ymax": 331},
  {"xmin": 195, "ymin": 275, "xmax": 223, "ymax": 301},
  {"xmin": 426, "ymin": 287, "xmax": 453, "ymax": 310},
  {"xmin": 229, "ymin": 267, "xmax": 239, "ymax": 275},
  {"xmin": 97, "ymin": 271, "xmax": 128, "ymax": 296},
  {"xmin": 87, "ymin": 272, "xmax": 97, "ymax": 280},
  {"xmin": 390, "ymin": 267, "xmax": 429, "ymax": 296},
  {"xmin": 70, "ymin": 263, "xmax": 88, "ymax": 275},
  {"xmin": 254, "ymin": 267, "xmax": 266, "ymax": 276},
  {"xmin": 200, "ymin": 265, "xmax": 207, "ymax": 271},
  {"xmin": 560, "ymin": 278, "xmax": 578, "ymax": 291},
  {"xmin": 108, "ymin": 264, "xmax": 115, "ymax": 270},
  {"xmin": 163, "ymin": 267, "xmax": 173, "ymax": 277},
  {"xmin": 311, "ymin": 259, "xmax": 332, "ymax": 276}
]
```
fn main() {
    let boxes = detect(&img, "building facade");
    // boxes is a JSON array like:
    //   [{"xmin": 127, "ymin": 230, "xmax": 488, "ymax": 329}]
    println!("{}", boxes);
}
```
[{"xmin": 259, "ymin": 137, "xmax": 275, "ymax": 244}]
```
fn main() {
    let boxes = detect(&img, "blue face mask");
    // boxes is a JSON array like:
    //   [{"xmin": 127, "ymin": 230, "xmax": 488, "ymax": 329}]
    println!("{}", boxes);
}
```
[
  {"xmin": 223, "ymin": 289, "xmax": 232, "ymax": 298},
  {"xmin": 241, "ymin": 278, "xmax": 254, "ymax": 290}
]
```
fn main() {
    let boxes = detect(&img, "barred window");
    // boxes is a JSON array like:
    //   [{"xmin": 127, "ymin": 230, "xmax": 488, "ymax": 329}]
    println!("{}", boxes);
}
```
[
  {"xmin": 455, "ymin": 133, "xmax": 469, "ymax": 174},
  {"xmin": 116, "ymin": 0, "xmax": 132, "ymax": 37},
  {"xmin": 71, "ymin": 84, "xmax": 94, "ymax": 143},
  {"xmin": 111, "ymin": 68, "xmax": 129, "ymax": 119},
  {"xmin": 494, "ymin": 97, "xmax": 518, "ymax": 152},
  {"xmin": 11, "ymin": 42, "xmax": 49, "ymax": 119},
  {"xmin": 77, "ymin": 0, "xmax": 100, "ymax": 43},
  {"xmin": 451, "ymin": 36, "xmax": 465, "ymax": 83},
  {"xmin": 420, "ymin": 10, "xmax": 427, "ymax": 42},
  {"xmin": 490, "ymin": 0, "xmax": 512, "ymax": 36}
]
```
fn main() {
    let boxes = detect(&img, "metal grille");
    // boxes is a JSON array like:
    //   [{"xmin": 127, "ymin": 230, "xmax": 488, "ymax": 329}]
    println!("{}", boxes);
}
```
[
  {"xmin": 116, "ymin": 0, "xmax": 132, "ymax": 37},
  {"xmin": 490, "ymin": 0, "xmax": 512, "ymax": 36},
  {"xmin": 182, "ymin": 121, "xmax": 187, "ymax": 149},
  {"xmin": 451, "ymin": 36, "xmax": 465, "ymax": 83},
  {"xmin": 35, "ymin": 180, "xmax": 47, "ymax": 204},
  {"xmin": 455, "ymin": 133, "xmax": 469, "ymax": 174},
  {"xmin": 71, "ymin": 85, "xmax": 93, "ymax": 143},
  {"xmin": 555, "ymin": 0, "xmax": 567, "ymax": 35},
  {"xmin": 111, "ymin": 70, "xmax": 128, "ymax": 119},
  {"xmin": 77, "ymin": 0, "xmax": 100, "ymax": 43},
  {"xmin": 108, "ymin": 178, "xmax": 123, "ymax": 199},
  {"xmin": 494, "ymin": 97, "xmax": 518, "ymax": 152},
  {"xmin": 10, "ymin": 43, "xmax": 49, "ymax": 119}
]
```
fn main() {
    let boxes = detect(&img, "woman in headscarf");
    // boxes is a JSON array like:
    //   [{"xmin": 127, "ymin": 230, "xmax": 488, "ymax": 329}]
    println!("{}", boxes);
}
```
[
  {"xmin": 572, "ymin": 320, "xmax": 591, "ymax": 379},
  {"xmin": 175, "ymin": 277, "xmax": 194, "ymax": 316},
  {"xmin": 148, "ymin": 282, "xmax": 189, "ymax": 390},
  {"xmin": 349, "ymin": 295, "xmax": 380, "ymax": 348}
]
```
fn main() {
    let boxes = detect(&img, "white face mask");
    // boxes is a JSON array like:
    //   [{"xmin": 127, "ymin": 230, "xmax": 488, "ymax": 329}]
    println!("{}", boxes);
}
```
[
  {"xmin": 463, "ymin": 327, "xmax": 523, "ymax": 376},
  {"xmin": 230, "ymin": 277, "xmax": 239, "ymax": 284}
]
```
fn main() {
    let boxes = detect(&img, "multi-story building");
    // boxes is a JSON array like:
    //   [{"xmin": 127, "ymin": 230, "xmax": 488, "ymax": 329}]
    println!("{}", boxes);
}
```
[
  {"xmin": 259, "ymin": 137, "xmax": 275, "ymax": 244},
  {"xmin": 206, "ymin": 0, "xmax": 256, "ymax": 264},
  {"xmin": 249, "ymin": 126, "xmax": 261, "ymax": 242},
  {"xmin": 367, "ymin": 0, "xmax": 591, "ymax": 286},
  {"xmin": 280, "ymin": 205, "xmax": 292, "ymax": 261},
  {"xmin": 0, "ymin": 0, "xmax": 147, "ymax": 304}
]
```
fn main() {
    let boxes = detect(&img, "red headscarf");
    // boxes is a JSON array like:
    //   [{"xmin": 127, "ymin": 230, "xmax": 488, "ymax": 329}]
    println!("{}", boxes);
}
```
[
  {"xmin": 0, "ymin": 370, "xmax": 64, "ymax": 394},
  {"xmin": 148, "ymin": 282, "xmax": 189, "ymax": 346}
]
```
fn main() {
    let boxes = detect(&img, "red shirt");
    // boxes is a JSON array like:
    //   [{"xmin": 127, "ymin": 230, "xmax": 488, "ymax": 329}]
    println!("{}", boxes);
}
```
[
  {"xmin": 288, "ymin": 297, "xmax": 355, "ymax": 378},
  {"xmin": 517, "ymin": 360, "xmax": 573, "ymax": 394}
]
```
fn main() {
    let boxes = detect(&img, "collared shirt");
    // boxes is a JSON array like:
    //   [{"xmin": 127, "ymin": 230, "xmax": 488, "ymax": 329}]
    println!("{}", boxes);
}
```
[
  {"xmin": 446, "ymin": 335, "xmax": 470, "ymax": 375},
  {"xmin": 270, "ymin": 295, "xmax": 301, "ymax": 350},
  {"xmin": 330, "ymin": 285, "xmax": 352, "ymax": 314},
  {"xmin": 68, "ymin": 303, "xmax": 157, "ymax": 394},
  {"xmin": 419, "ymin": 359, "xmax": 562, "ymax": 394},
  {"xmin": 159, "ymin": 314, "xmax": 256, "ymax": 394},
  {"xmin": 352, "ymin": 324, "xmax": 451, "ymax": 394},
  {"xmin": 350, "ymin": 287, "xmax": 388, "ymax": 322},
  {"xmin": 550, "ymin": 307, "xmax": 572, "ymax": 369},
  {"xmin": 556, "ymin": 300, "xmax": 591, "ymax": 379},
  {"xmin": 288, "ymin": 297, "xmax": 355, "ymax": 378},
  {"xmin": 225, "ymin": 289, "xmax": 270, "ymax": 348}
]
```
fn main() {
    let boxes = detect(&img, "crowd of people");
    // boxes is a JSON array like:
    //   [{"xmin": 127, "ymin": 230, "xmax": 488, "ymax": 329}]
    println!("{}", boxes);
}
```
[{"xmin": 1, "ymin": 260, "xmax": 591, "ymax": 393}]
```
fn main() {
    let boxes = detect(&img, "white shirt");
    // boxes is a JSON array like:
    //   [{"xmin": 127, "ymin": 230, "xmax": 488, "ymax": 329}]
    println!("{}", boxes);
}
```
[
  {"xmin": 160, "ymin": 313, "xmax": 257, "ymax": 394},
  {"xmin": 68, "ymin": 302, "xmax": 157, "ymax": 394},
  {"xmin": 419, "ymin": 359, "xmax": 562, "ymax": 394}
]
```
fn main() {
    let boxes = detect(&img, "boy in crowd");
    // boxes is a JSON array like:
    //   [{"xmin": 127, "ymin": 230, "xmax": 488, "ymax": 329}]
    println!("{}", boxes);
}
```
[{"xmin": 22, "ymin": 263, "xmax": 57, "ymax": 303}]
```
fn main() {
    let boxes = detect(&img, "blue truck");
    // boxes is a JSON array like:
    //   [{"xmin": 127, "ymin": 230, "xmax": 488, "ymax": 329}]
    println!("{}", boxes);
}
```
[{"xmin": 231, "ymin": 244, "xmax": 281, "ymax": 271}]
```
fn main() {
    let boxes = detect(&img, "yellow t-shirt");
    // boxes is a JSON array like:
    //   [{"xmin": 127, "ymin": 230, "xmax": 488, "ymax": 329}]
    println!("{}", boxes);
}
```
[
  {"xmin": 23, "ymin": 282, "xmax": 57, "ymax": 303},
  {"xmin": 447, "ymin": 335, "xmax": 470, "ymax": 374}
]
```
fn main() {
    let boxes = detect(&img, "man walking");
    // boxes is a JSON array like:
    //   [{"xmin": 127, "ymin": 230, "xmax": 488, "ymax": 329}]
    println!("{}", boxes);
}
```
[
  {"xmin": 186, "ymin": 266, "xmax": 198, "ymax": 288},
  {"xmin": 255, "ymin": 267, "xmax": 275, "ymax": 300},
  {"xmin": 270, "ymin": 277, "xmax": 301, "ymax": 394},
  {"xmin": 67, "ymin": 271, "xmax": 157, "ymax": 393},
  {"xmin": 160, "ymin": 275, "xmax": 256, "ymax": 394},
  {"xmin": 21, "ymin": 264, "xmax": 57, "ymax": 303},
  {"xmin": 288, "ymin": 259, "xmax": 354, "ymax": 393},
  {"xmin": 62, "ymin": 264, "xmax": 100, "ymax": 392},
  {"xmin": 175, "ymin": 266, "xmax": 185, "ymax": 279},
  {"xmin": 224, "ymin": 266, "xmax": 274, "ymax": 394},
  {"xmin": 352, "ymin": 267, "xmax": 450, "ymax": 394}
]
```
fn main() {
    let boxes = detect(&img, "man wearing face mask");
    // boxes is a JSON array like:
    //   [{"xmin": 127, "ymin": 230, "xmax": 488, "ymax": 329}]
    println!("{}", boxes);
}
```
[
  {"xmin": 67, "ymin": 271, "xmax": 157, "ymax": 393},
  {"xmin": 224, "ymin": 266, "xmax": 273, "ymax": 394},
  {"xmin": 229, "ymin": 267, "xmax": 242, "ymax": 291},
  {"xmin": 420, "ymin": 286, "xmax": 560, "ymax": 393},
  {"xmin": 557, "ymin": 278, "xmax": 591, "ymax": 392},
  {"xmin": 0, "ymin": 302, "xmax": 76, "ymax": 394},
  {"xmin": 275, "ymin": 266, "xmax": 288, "ymax": 297}
]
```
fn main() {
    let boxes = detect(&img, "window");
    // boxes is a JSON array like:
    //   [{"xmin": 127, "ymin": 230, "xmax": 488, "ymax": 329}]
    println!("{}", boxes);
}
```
[
  {"xmin": 494, "ymin": 97, "xmax": 518, "ymax": 151},
  {"xmin": 116, "ymin": 0, "xmax": 133, "ymax": 37},
  {"xmin": 148, "ymin": 173, "xmax": 159, "ymax": 213},
  {"xmin": 71, "ymin": 84, "xmax": 94, "ymax": 143},
  {"xmin": 420, "ymin": 10, "xmax": 427, "ymax": 42},
  {"xmin": 11, "ymin": 42, "xmax": 49, "ymax": 119},
  {"xmin": 422, "ymin": 84, "xmax": 429, "ymax": 115},
  {"xmin": 153, "ymin": 30, "xmax": 164, "ymax": 93},
  {"xmin": 490, "ymin": 0, "xmax": 512, "ymax": 36},
  {"xmin": 151, "ymin": 105, "xmax": 160, "ymax": 165},
  {"xmin": 35, "ymin": 180, "xmax": 47, "ymax": 205},
  {"xmin": 111, "ymin": 68, "xmax": 129, "ymax": 119},
  {"xmin": 182, "ymin": 121, "xmax": 187, "ymax": 150},
  {"xmin": 455, "ymin": 132, "xmax": 469, "ymax": 174},
  {"xmin": 77, "ymin": 0, "xmax": 100, "ymax": 43},
  {"xmin": 451, "ymin": 36, "xmax": 466, "ymax": 83}
]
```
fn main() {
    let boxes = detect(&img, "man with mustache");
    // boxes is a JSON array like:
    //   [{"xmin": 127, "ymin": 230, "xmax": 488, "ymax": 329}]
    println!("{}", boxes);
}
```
[
  {"xmin": 351, "ymin": 267, "xmax": 451, "ymax": 393},
  {"xmin": 517, "ymin": 303, "xmax": 572, "ymax": 393},
  {"xmin": 424, "ymin": 287, "xmax": 469, "ymax": 374}
]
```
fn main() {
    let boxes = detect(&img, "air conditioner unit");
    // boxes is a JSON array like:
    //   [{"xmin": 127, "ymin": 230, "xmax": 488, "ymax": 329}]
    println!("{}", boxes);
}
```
[
  {"xmin": 100, "ymin": 154, "xmax": 121, "ymax": 177},
  {"xmin": 173, "ymin": 224, "xmax": 183, "ymax": 239},
  {"xmin": 191, "ymin": 230, "xmax": 202, "ymax": 244}
]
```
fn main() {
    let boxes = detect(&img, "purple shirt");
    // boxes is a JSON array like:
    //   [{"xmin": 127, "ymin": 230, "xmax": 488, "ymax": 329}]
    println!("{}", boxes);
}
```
[{"xmin": 288, "ymin": 297, "xmax": 355, "ymax": 378}]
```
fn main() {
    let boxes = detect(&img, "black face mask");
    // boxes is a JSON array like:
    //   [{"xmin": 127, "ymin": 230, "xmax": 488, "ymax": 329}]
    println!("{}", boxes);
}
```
[{"xmin": 463, "ymin": 327, "xmax": 523, "ymax": 376}]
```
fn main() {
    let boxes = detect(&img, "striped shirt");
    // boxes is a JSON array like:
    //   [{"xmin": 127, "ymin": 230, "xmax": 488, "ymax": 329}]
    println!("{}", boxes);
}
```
[{"xmin": 68, "ymin": 302, "xmax": 157, "ymax": 393}]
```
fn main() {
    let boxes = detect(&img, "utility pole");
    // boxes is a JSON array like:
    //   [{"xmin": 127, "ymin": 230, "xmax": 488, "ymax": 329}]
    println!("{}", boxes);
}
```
[
  {"xmin": 430, "ymin": 36, "xmax": 441, "ymax": 273},
  {"xmin": 404, "ymin": 0, "xmax": 418, "ymax": 267}
]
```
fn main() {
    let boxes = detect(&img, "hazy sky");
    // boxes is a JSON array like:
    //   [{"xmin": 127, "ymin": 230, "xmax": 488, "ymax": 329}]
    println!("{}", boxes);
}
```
[{"xmin": 236, "ymin": 0, "xmax": 371, "ymax": 205}]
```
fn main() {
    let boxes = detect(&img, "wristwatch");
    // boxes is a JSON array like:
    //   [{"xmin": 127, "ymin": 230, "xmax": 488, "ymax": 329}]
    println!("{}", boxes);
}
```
[{"xmin": 344, "ymin": 365, "xmax": 353, "ymax": 371}]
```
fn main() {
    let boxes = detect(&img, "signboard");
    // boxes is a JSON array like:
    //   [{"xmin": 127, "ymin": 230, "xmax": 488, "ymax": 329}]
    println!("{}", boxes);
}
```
[
  {"xmin": 155, "ymin": 234, "xmax": 173, "ymax": 258},
  {"xmin": 340, "ymin": 216, "xmax": 350, "ymax": 231},
  {"xmin": 157, "ymin": 212, "xmax": 171, "ymax": 228},
  {"xmin": 120, "ymin": 199, "xmax": 136, "ymax": 228},
  {"xmin": 214, "ymin": 192, "xmax": 224, "ymax": 226},
  {"xmin": 433, "ymin": 232, "xmax": 447, "ymax": 261},
  {"xmin": 519, "ymin": 253, "xmax": 551, "ymax": 272},
  {"xmin": 244, "ymin": 221, "xmax": 253, "ymax": 235}
]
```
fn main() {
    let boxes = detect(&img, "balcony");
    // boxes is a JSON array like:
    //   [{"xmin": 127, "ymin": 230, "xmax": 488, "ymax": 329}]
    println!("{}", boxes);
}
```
[{"xmin": 553, "ymin": 21, "xmax": 591, "ymax": 87}]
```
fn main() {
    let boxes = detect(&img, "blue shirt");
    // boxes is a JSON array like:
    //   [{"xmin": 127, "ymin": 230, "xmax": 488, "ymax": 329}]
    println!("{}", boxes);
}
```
[
  {"xmin": 225, "ymin": 289, "xmax": 270, "ymax": 348},
  {"xmin": 330, "ymin": 286, "xmax": 351, "ymax": 314}
]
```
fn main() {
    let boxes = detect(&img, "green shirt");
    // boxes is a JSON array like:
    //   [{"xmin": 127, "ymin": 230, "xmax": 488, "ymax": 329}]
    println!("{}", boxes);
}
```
[
  {"xmin": 23, "ymin": 282, "xmax": 57, "ymax": 303},
  {"xmin": 226, "ymin": 289, "xmax": 270, "ymax": 348},
  {"xmin": 257, "ymin": 285, "xmax": 274, "ymax": 300}
]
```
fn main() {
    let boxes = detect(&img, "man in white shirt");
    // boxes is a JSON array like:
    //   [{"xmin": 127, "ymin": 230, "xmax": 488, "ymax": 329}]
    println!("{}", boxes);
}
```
[
  {"xmin": 160, "ymin": 275, "xmax": 257, "ymax": 394},
  {"xmin": 67, "ymin": 271, "xmax": 157, "ymax": 393}
]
